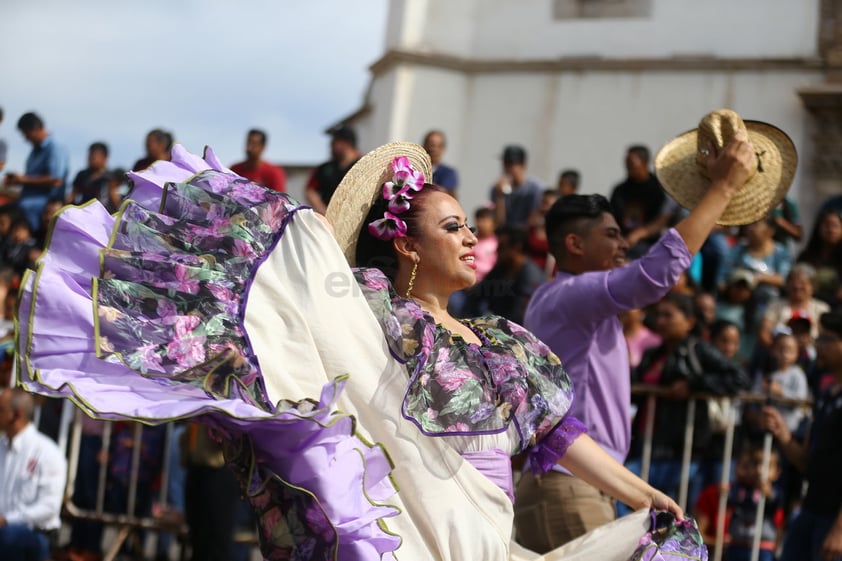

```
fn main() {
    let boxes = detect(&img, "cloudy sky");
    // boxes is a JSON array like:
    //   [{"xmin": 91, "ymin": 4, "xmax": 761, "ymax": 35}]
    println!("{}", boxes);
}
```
[{"xmin": 1, "ymin": 0, "xmax": 388, "ymax": 178}]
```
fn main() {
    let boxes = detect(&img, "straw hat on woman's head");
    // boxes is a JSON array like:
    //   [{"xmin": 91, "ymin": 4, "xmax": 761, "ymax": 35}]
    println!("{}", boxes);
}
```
[
  {"xmin": 325, "ymin": 142, "xmax": 432, "ymax": 265},
  {"xmin": 654, "ymin": 109, "xmax": 797, "ymax": 226}
]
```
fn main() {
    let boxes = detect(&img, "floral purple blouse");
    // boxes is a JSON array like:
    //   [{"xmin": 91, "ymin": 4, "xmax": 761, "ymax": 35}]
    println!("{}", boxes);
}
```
[{"xmin": 354, "ymin": 267, "xmax": 586, "ymax": 474}]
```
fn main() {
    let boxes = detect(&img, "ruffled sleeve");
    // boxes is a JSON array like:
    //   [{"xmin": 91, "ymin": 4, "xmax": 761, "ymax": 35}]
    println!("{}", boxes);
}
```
[{"xmin": 526, "ymin": 415, "xmax": 588, "ymax": 475}]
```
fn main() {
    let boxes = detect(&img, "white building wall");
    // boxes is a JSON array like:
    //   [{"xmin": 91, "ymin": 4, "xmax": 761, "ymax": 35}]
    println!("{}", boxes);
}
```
[
  {"xmin": 386, "ymin": 0, "xmax": 819, "ymax": 59},
  {"xmin": 355, "ymin": 0, "xmax": 824, "ymax": 223},
  {"xmin": 387, "ymin": 69, "xmax": 820, "ymax": 219}
]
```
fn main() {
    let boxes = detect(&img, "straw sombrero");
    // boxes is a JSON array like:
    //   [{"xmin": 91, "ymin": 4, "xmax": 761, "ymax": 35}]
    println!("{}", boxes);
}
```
[
  {"xmin": 654, "ymin": 109, "xmax": 797, "ymax": 226},
  {"xmin": 326, "ymin": 141, "xmax": 432, "ymax": 265}
]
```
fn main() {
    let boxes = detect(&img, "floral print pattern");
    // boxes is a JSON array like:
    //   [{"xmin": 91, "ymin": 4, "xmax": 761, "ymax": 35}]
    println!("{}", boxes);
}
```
[
  {"xmin": 95, "ymin": 170, "xmax": 298, "ymax": 410},
  {"xmin": 85, "ymin": 160, "xmax": 401, "ymax": 561},
  {"xmin": 354, "ymin": 267, "xmax": 584, "ymax": 457}
]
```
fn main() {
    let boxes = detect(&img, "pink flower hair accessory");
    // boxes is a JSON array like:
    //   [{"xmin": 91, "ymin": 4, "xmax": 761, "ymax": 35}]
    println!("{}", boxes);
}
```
[{"xmin": 367, "ymin": 156, "xmax": 426, "ymax": 241}]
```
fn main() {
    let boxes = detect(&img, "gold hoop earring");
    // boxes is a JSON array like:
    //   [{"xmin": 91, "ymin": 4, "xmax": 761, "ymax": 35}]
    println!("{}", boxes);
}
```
[{"xmin": 406, "ymin": 261, "xmax": 418, "ymax": 298}]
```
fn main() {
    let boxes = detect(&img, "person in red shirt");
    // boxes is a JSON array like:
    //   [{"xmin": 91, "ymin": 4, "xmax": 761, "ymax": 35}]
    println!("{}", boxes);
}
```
[{"xmin": 230, "ymin": 129, "xmax": 286, "ymax": 192}]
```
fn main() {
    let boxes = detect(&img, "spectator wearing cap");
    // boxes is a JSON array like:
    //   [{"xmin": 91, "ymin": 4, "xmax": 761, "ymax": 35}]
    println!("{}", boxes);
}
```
[
  {"xmin": 758, "ymin": 264, "xmax": 830, "ymax": 350},
  {"xmin": 230, "ymin": 129, "xmax": 287, "ymax": 192},
  {"xmin": 490, "ymin": 145, "xmax": 545, "ymax": 228},
  {"xmin": 422, "ymin": 130, "xmax": 459, "ymax": 196},
  {"xmin": 305, "ymin": 125, "xmax": 361, "ymax": 215}
]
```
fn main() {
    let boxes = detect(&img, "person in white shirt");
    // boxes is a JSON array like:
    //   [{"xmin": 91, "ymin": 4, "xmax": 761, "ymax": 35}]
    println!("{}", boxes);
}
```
[{"xmin": 0, "ymin": 387, "xmax": 67, "ymax": 561}]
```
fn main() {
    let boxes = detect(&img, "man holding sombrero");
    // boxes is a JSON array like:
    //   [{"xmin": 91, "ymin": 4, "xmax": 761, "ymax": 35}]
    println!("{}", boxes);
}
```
[{"xmin": 515, "ymin": 109, "xmax": 797, "ymax": 552}]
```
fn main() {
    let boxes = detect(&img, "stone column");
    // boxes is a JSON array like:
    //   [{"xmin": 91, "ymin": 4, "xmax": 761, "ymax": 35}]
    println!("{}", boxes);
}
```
[{"xmin": 798, "ymin": 0, "xmax": 842, "ymax": 203}]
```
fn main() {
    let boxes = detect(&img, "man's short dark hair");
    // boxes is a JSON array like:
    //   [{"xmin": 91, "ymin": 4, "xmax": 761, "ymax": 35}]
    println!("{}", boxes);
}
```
[
  {"xmin": 502, "ymin": 145, "xmax": 527, "ymax": 165},
  {"xmin": 0, "ymin": 107, "xmax": 4, "ymax": 122},
  {"xmin": 496, "ymin": 225, "xmax": 529, "ymax": 254},
  {"xmin": 330, "ymin": 125, "xmax": 357, "ymax": 147},
  {"xmin": 17, "ymin": 112, "xmax": 44, "ymax": 133},
  {"xmin": 820, "ymin": 312, "xmax": 842, "ymax": 339},
  {"xmin": 89, "ymin": 142, "xmax": 109, "ymax": 158},
  {"xmin": 545, "ymin": 194, "xmax": 612, "ymax": 256},
  {"xmin": 248, "ymin": 128, "xmax": 267, "ymax": 145},
  {"xmin": 559, "ymin": 169, "xmax": 580, "ymax": 187},
  {"xmin": 423, "ymin": 130, "xmax": 445, "ymax": 146},
  {"xmin": 627, "ymin": 145, "xmax": 651, "ymax": 164},
  {"xmin": 148, "ymin": 129, "xmax": 174, "ymax": 151}
]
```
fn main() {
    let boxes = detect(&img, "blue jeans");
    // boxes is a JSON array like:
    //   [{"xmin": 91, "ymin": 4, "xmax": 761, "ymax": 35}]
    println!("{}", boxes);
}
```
[
  {"xmin": 0, "ymin": 523, "xmax": 51, "ymax": 561},
  {"xmin": 725, "ymin": 545, "xmax": 775, "ymax": 561},
  {"xmin": 781, "ymin": 508, "xmax": 841, "ymax": 561}
]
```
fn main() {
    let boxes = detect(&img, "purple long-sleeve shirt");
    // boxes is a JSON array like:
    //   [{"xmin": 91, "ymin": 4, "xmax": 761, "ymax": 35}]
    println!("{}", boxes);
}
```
[{"xmin": 524, "ymin": 228, "xmax": 692, "ymax": 467}]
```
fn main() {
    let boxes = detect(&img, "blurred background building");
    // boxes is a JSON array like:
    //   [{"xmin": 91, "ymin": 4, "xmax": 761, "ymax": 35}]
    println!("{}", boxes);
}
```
[{"xmin": 332, "ymin": 0, "xmax": 839, "ymax": 226}]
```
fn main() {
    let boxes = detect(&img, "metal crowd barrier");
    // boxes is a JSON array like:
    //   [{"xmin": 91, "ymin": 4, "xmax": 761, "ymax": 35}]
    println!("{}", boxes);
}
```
[
  {"xmin": 631, "ymin": 385, "xmax": 814, "ymax": 561},
  {"xmin": 53, "ymin": 404, "xmax": 258, "ymax": 561}
]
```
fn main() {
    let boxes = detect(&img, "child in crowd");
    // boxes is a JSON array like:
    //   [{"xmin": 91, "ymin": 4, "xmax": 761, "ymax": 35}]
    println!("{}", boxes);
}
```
[
  {"xmin": 716, "ymin": 269, "xmax": 759, "ymax": 366},
  {"xmin": 757, "ymin": 332, "xmax": 810, "ymax": 433},
  {"xmin": 0, "ymin": 217, "xmax": 36, "ymax": 275},
  {"xmin": 724, "ymin": 444, "xmax": 784, "ymax": 561}
]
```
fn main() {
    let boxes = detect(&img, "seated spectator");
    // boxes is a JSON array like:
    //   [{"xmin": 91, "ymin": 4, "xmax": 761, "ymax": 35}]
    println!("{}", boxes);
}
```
[
  {"xmin": 0, "ymin": 387, "xmax": 68, "ymax": 561},
  {"xmin": 796, "ymin": 207, "xmax": 842, "ymax": 307},
  {"xmin": 758, "ymin": 264, "xmax": 830, "ymax": 351},
  {"xmin": 422, "ymin": 130, "xmax": 459, "ymax": 196},
  {"xmin": 718, "ymin": 215, "xmax": 792, "ymax": 314},
  {"xmin": 710, "ymin": 319, "xmax": 741, "ymax": 365},
  {"xmin": 490, "ymin": 145, "xmax": 544, "ymax": 227},
  {"xmin": 103, "ymin": 168, "xmax": 127, "ymax": 214},
  {"xmin": 462, "ymin": 225, "xmax": 544, "ymax": 324},
  {"xmin": 771, "ymin": 194, "xmax": 803, "ymax": 247},
  {"xmin": 556, "ymin": 169, "xmax": 580, "ymax": 197},
  {"xmin": 68, "ymin": 142, "xmax": 110, "ymax": 205},
  {"xmin": 526, "ymin": 189, "xmax": 559, "ymax": 274},
  {"xmin": 715, "ymin": 269, "xmax": 759, "ymax": 366},
  {"xmin": 305, "ymin": 125, "xmax": 360, "ymax": 214},
  {"xmin": 610, "ymin": 145, "xmax": 674, "ymax": 258},
  {"xmin": 132, "ymin": 129, "xmax": 173, "ymax": 171},
  {"xmin": 230, "ymin": 129, "xmax": 286, "ymax": 192},
  {"xmin": 0, "ymin": 218, "xmax": 36, "ymax": 276}
]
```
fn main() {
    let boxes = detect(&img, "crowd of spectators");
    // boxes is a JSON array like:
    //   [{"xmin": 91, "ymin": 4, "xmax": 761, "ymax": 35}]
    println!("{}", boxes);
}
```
[{"xmin": 0, "ymin": 105, "xmax": 840, "ymax": 561}]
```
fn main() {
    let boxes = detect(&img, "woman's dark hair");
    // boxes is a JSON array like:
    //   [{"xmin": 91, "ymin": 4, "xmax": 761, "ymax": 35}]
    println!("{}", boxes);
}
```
[
  {"xmin": 797, "ymin": 208, "xmax": 842, "ymax": 265},
  {"xmin": 660, "ymin": 293, "xmax": 695, "ymax": 319},
  {"xmin": 709, "ymin": 318, "xmax": 739, "ymax": 341},
  {"xmin": 355, "ymin": 183, "xmax": 447, "ymax": 281}
]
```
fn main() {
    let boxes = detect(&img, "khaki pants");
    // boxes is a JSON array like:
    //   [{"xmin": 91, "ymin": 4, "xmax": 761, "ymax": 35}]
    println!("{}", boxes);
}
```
[{"xmin": 514, "ymin": 470, "xmax": 616, "ymax": 554}]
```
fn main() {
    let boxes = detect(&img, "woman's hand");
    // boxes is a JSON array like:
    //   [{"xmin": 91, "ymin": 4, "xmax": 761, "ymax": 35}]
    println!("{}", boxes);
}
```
[{"xmin": 646, "ymin": 487, "xmax": 684, "ymax": 521}]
